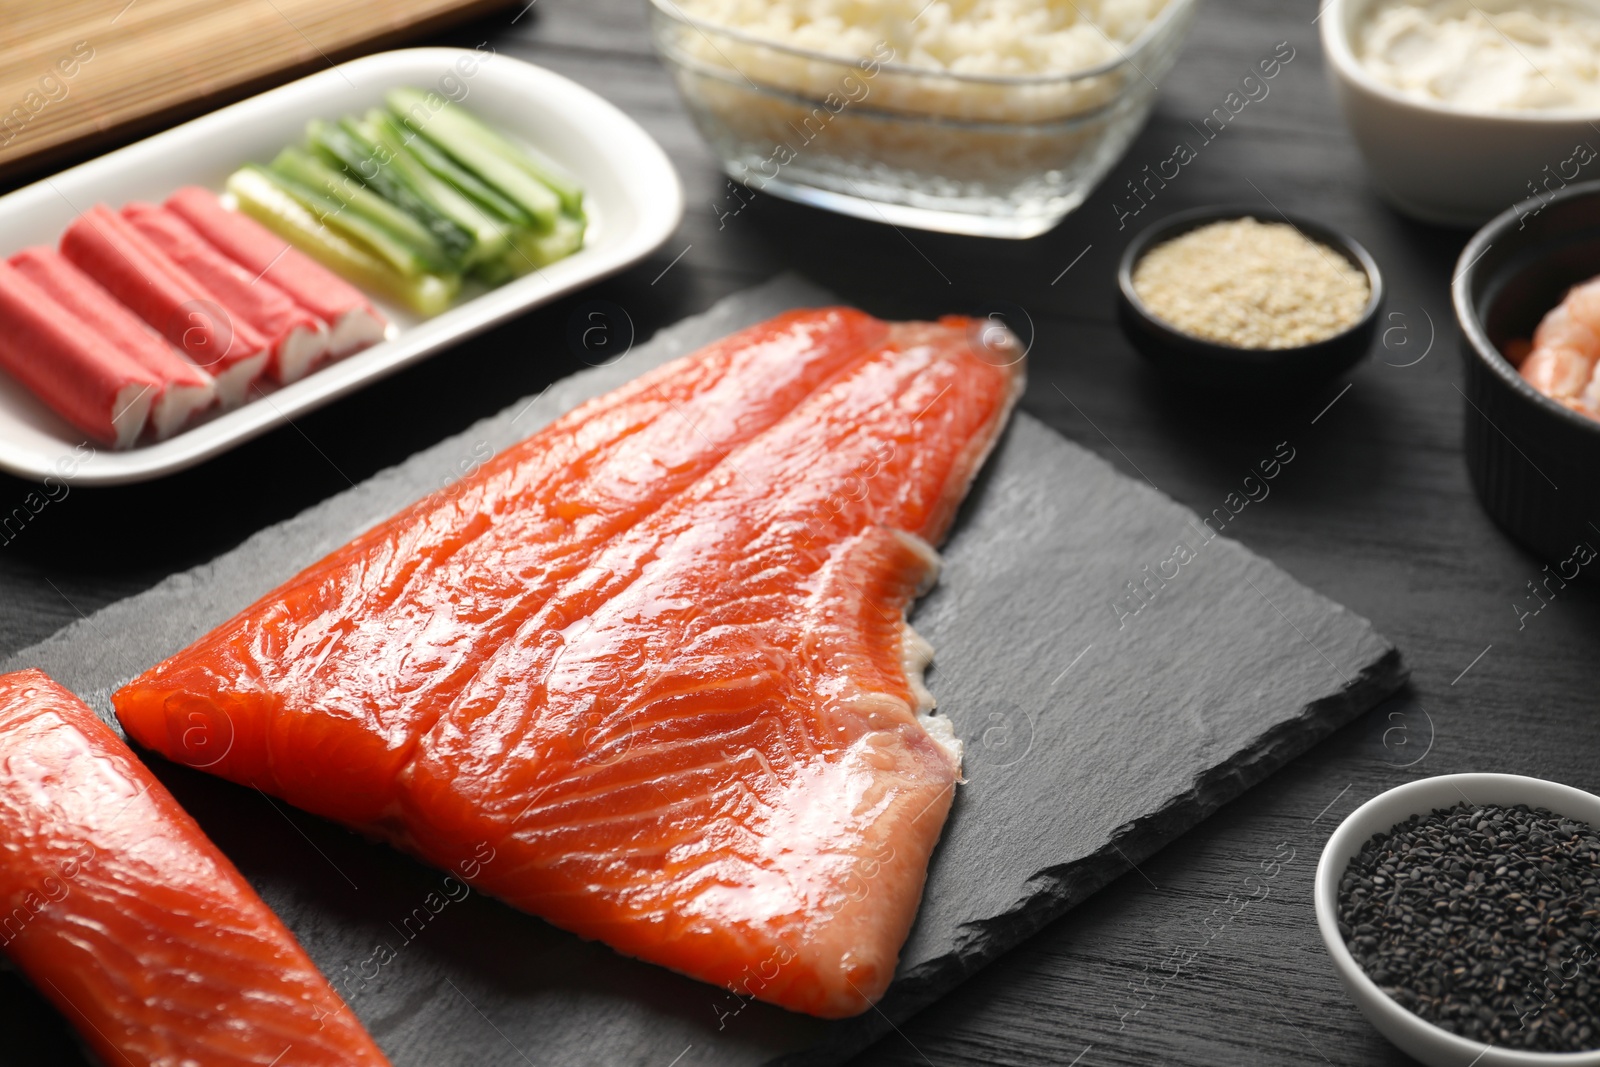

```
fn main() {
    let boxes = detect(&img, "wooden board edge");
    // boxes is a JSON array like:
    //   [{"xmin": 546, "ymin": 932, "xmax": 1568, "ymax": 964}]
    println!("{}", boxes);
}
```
[{"xmin": 0, "ymin": 0, "xmax": 520, "ymax": 186}]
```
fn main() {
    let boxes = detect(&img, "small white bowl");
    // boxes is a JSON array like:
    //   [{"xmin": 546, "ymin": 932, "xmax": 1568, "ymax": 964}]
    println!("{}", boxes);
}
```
[
  {"xmin": 1319, "ymin": 0, "xmax": 1600, "ymax": 227},
  {"xmin": 1315, "ymin": 773, "xmax": 1600, "ymax": 1067}
]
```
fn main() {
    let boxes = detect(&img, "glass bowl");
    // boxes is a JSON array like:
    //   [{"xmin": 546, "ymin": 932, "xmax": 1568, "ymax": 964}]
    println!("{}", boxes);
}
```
[{"xmin": 648, "ymin": 0, "xmax": 1198, "ymax": 238}]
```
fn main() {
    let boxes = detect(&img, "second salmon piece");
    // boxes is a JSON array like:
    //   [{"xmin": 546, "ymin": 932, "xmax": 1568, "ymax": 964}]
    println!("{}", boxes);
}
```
[{"xmin": 0, "ymin": 669, "xmax": 391, "ymax": 1067}]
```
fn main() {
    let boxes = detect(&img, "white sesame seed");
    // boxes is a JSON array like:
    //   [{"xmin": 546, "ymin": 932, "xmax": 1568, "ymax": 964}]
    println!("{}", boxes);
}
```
[{"xmin": 1132, "ymin": 217, "xmax": 1371, "ymax": 350}]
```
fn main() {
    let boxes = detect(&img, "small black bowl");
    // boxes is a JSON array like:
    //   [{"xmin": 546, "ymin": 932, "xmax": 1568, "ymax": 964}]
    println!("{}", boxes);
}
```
[
  {"xmin": 1116, "ymin": 205, "xmax": 1384, "ymax": 394},
  {"xmin": 1456, "ymin": 179, "xmax": 1600, "ymax": 565}
]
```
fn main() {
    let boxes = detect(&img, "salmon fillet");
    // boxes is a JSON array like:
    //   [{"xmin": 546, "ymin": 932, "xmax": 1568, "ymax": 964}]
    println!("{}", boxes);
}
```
[
  {"xmin": 0, "ymin": 669, "xmax": 390, "ymax": 1066},
  {"xmin": 113, "ymin": 309, "xmax": 1023, "ymax": 1018}
]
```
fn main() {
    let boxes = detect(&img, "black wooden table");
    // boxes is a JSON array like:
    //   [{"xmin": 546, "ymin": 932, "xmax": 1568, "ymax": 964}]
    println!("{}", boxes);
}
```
[{"xmin": 3, "ymin": 2, "xmax": 1595, "ymax": 1065}]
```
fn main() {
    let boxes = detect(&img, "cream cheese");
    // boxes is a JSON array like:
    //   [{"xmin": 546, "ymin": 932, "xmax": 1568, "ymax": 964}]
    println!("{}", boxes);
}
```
[{"xmin": 1357, "ymin": 0, "xmax": 1600, "ymax": 112}]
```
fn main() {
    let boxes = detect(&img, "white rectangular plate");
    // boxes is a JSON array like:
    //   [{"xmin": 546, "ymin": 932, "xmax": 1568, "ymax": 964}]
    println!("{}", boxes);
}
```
[{"xmin": 0, "ymin": 47, "xmax": 683, "ymax": 485}]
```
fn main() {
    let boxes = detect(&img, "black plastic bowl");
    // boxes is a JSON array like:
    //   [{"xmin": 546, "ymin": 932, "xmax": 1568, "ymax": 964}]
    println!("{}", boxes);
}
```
[
  {"xmin": 1456, "ymin": 179, "xmax": 1600, "ymax": 564},
  {"xmin": 1117, "ymin": 204, "xmax": 1384, "ymax": 393}
]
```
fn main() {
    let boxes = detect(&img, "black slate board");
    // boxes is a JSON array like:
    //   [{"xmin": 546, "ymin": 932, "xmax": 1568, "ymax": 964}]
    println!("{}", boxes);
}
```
[{"xmin": 0, "ymin": 275, "xmax": 1404, "ymax": 1066}]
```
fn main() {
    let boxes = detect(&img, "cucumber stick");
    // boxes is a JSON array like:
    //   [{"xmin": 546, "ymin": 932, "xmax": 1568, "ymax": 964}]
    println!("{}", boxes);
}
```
[
  {"xmin": 387, "ymin": 88, "xmax": 583, "ymax": 216},
  {"xmin": 482, "ymin": 212, "xmax": 586, "ymax": 281},
  {"xmin": 270, "ymin": 147, "xmax": 452, "ymax": 274},
  {"xmin": 307, "ymin": 119, "xmax": 475, "ymax": 266},
  {"xmin": 505, "ymin": 142, "xmax": 583, "ymax": 217},
  {"xmin": 515, "ymin": 212, "xmax": 586, "ymax": 270},
  {"xmin": 354, "ymin": 114, "xmax": 511, "ymax": 265},
  {"xmin": 254, "ymin": 157, "xmax": 430, "ymax": 277},
  {"xmin": 227, "ymin": 166, "xmax": 458, "ymax": 316},
  {"xmin": 387, "ymin": 88, "xmax": 561, "ymax": 231},
  {"xmin": 372, "ymin": 110, "xmax": 533, "ymax": 229}
]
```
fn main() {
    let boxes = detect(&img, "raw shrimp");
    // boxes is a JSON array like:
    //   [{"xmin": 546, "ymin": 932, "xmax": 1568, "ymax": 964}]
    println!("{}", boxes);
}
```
[{"xmin": 1520, "ymin": 278, "xmax": 1600, "ymax": 418}]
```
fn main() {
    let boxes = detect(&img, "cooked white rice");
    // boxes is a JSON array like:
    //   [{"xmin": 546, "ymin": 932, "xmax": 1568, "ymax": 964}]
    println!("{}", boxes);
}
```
[{"xmin": 678, "ymin": 0, "xmax": 1172, "ymax": 76}]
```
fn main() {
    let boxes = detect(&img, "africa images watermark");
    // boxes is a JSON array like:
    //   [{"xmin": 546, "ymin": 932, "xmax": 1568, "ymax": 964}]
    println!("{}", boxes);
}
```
[
  {"xmin": 711, "ymin": 835, "xmax": 898, "ymax": 1031},
  {"xmin": 1110, "ymin": 441, "xmax": 1298, "ymax": 630},
  {"xmin": 299, "ymin": 43, "xmax": 498, "ymax": 237},
  {"xmin": 1515, "ymin": 140, "xmax": 1600, "ymax": 230},
  {"xmin": 0, "ymin": 842, "xmax": 97, "ymax": 947},
  {"xmin": 1115, "ymin": 840, "xmax": 1297, "ymax": 1031},
  {"xmin": 0, "ymin": 444, "xmax": 96, "ymax": 548},
  {"xmin": 1112, "ymin": 41, "xmax": 1297, "ymax": 231},
  {"xmin": 730, "ymin": 40, "xmax": 896, "ymax": 196},
  {"xmin": 0, "ymin": 40, "xmax": 95, "ymax": 149},
  {"xmin": 1511, "ymin": 534, "xmax": 1598, "ymax": 631},
  {"xmin": 329, "ymin": 842, "xmax": 497, "ymax": 1003}
]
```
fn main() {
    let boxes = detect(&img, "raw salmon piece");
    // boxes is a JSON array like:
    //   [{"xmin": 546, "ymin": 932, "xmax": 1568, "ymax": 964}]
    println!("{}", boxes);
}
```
[
  {"xmin": 0, "ymin": 669, "xmax": 390, "ymax": 1067},
  {"xmin": 113, "ymin": 310, "xmax": 1021, "ymax": 1018},
  {"xmin": 114, "ymin": 308, "xmax": 890, "ymax": 829},
  {"xmin": 402, "ymin": 319, "xmax": 1023, "ymax": 1016}
]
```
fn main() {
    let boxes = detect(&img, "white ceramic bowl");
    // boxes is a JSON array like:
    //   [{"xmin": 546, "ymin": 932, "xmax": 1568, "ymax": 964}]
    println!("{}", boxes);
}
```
[
  {"xmin": 1315, "ymin": 773, "xmax": 1600, "ymax": 1067},
  {"xmin": 1319, "ymin": 0, "xmax": 1600, "ymax": 227}
]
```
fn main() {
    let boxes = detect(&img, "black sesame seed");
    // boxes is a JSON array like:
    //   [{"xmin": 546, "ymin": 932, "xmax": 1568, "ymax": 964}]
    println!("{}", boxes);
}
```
[{"xmin": 1337, "ymin": 801, "xmax": 1600, "ymax": 1053}]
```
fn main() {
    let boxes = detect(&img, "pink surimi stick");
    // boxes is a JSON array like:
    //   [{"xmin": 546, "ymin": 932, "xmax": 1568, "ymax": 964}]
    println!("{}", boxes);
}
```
[
  {"xmin": 10, "ymin": 248, "xmax": 217, "ymax": 440},
  {"xmin": 0, "ymin": 261, "xmax": 159, "ymax": 449},
  {"xmin": 122, "ymin": 202, "xmax": 329, "ymax": 386},
  {"xmin": 60, "ymin": 205, "xmax": 269, "ymax": 410},
  {"xmin": 165, "ymin": 186, "xmax": 387, "ymax": 357}
]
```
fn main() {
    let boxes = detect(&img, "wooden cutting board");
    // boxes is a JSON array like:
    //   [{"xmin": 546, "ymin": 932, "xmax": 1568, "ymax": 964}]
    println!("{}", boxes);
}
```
[
  {"xmin": 0, "ymin": 0, "xmax": 518, "ymax": 181},
  {"xmin": 0, "ymin": 276, "xmax": 1406, "ymax": 1066}
]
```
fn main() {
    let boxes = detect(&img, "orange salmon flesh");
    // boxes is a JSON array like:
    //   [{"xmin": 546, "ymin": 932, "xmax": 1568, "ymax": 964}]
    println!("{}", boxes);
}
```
[
  {"xmin": 114, "ymin": 308, "xmax": 1025, "ymax": 1018},
  {"xmin": 0, "ymin": 668, "xmax": 391, "ymax": 1066}
]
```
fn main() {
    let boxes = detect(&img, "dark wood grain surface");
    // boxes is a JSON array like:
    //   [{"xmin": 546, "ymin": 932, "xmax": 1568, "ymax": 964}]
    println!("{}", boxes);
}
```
[{"xmin": 1, "ymin": 1, "xmax": 1595, "ymax": 1065}]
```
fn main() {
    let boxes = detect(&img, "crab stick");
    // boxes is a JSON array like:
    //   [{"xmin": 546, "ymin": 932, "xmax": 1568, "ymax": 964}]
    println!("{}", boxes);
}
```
[
  {"xmin": 60, "ymin": 205, "xmax": 269, "ymax": 409},
  {"xmin": 123, "ymin": 202, "xmax": 329, "ymax": 385},
  {"xmin": 0, "ymin": 261, "xmax": 157, "ymax": 448},
  {"xmin": 0, "ymin": 669, "xmax": 394, "ymax": 1067},
  {"xmin": 166, "ymin": 186, "xmax": 387, "ymax": 356},
  {"xmin": 10, "ymin": 248, "xmax": 216, "ymax": 440}
]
